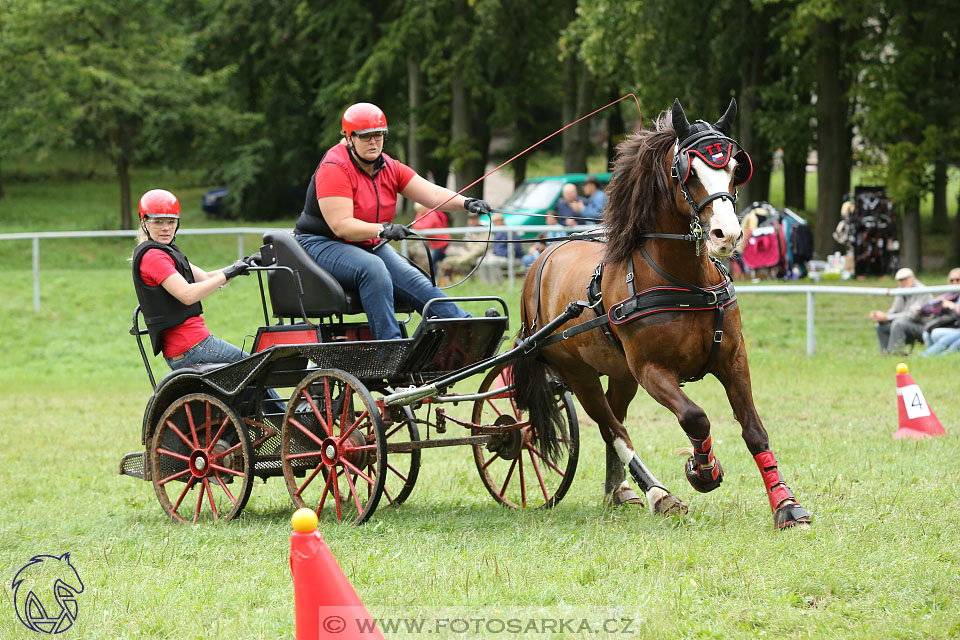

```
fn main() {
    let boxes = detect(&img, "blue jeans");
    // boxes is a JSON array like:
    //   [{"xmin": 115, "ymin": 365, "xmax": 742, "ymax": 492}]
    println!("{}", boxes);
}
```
[
  {"xmin": 922, "ymin": 327, "xmax": 960, "ymax": 356},
  {"xmin": 166, "ymin": 335, "xmax": 284, "ymax": 414},
  {"xmin": 297, "ymin": 234, "xmax": 470, "ymax": 340}
]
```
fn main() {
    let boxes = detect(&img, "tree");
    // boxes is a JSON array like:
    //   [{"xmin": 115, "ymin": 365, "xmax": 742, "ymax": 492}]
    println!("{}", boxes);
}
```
[
  {"xmin": 856, "ymin": 0, "xmax": 960, "ymax": 270},
  {"xmin": 0, "ymin": 0, "xmax": 243, "ymax": 228}
]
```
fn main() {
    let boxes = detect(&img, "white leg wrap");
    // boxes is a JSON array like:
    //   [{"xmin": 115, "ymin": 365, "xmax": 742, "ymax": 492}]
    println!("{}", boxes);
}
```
[{"xmin": 644, "ymin": 486, "xmax": 669, "ymax": 514}]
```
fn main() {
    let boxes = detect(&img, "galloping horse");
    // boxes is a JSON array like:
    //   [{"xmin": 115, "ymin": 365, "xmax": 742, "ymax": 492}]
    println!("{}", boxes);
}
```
[{"xmin": 513, "ymin": 98, "xmax": 811, "ymax": 529}]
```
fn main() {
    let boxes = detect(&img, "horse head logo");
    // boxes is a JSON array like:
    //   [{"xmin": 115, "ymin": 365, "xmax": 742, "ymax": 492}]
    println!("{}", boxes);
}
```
[{"xmin": 12, "ymin": 553, "xmax": 84, "ymax": 634}]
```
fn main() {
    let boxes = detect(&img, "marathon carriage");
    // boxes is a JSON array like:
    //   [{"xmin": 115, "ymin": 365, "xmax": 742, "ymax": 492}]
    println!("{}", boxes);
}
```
[{"xmin": 120, "ymin": 231, "xmax": 580, "ymax": 524}]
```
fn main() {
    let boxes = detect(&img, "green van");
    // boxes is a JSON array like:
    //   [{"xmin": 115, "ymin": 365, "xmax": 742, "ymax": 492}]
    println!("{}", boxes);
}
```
[{"xmin": 499, "ymin": 172, "xmax": 612, "ymax": 229}]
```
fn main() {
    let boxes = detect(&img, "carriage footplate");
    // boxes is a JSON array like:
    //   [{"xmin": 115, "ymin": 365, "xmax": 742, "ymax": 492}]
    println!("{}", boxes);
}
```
[
  {"xmin": 485, "ymin": 415, "xmax": 525, "ymax": 460},
  {"xmin": 119, "ymin": 451, "xmax": 146, "ymax": 479}
]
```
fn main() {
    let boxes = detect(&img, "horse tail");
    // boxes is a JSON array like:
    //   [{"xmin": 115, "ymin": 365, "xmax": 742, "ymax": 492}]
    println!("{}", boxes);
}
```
[{"xmin": 510, "ymin": 347, "xmax": 568, "ymax": 464}]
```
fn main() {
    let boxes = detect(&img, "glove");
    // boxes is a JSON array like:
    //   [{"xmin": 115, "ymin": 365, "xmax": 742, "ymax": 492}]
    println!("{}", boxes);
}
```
[
  {"xmin": 378, "ymin": 222, "xmax": 412, "ymax": 241},
  {"xmin": 464, "ymin": 197, "xmax": 492, "ymax": 217},
  {"xmin": 243, "ymin": 252, "xmax": 262, "ymax": 267},
  {"xmin": 222, "ymin": 260, "xmax": 250, "ymax": 280}
]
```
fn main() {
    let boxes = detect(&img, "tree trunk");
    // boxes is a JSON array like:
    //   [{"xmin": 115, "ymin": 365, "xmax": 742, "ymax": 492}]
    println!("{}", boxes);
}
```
[
  {"xmin": 0, "ymin": 158, "xmax": 4, "ymax": 200},
  {"xmin": 607, "ymin": 89, "xmax": 625, "ymax": 171},
  {"xmin": 407, "ymin": 59, "xmax": 425, "ymax": 177},
  {"xmin": 117, "ymin": 154, "xmax": 132, "ymax": 230},
  {"xmin": 561, "ymin": 56, "xmax": 590, "ymax": 174},
  {"xmin": 814, "ymin": 18, "xmax": 846, "ymax": 259},
  {"xmin": 901, "ymin": 198, "xmax": 922, "ymax": 272},
  {"xmin": 739, "ymin": 93, "xmax": 771, "ymax": 206},
  {"xmin": 931, "ymin": 159, "xmax": 948, "ymax": 232},
  {"xmin": 512, "ymin": 154, "xmax": 527, "ymax": 188},
  {"xmin": 449, "ymin": 68, "xmax": 483, "ymax": 226},
  {"xmin": 783, "ymin": 159, "xmax": 806, "ymax": 211},
  {"xmin": 951, "ymin": 189, "xmax": 960, "ymax": 265}
]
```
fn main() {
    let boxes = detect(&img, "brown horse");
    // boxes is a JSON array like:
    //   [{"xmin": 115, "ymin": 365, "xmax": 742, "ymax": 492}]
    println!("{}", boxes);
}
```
[{"xmin": 512, "ymin": 98, "xmax": 811, "ymax": 529}]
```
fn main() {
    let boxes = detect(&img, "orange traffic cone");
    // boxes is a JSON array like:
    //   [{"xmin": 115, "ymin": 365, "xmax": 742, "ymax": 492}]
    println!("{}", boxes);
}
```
[
  {"xmin": 290, "ymin": 509, "xmax": 384, "ymax": 640},
  {"xmin": 893, "ymin": 363, "xmax": 946, "ymax": 439}
]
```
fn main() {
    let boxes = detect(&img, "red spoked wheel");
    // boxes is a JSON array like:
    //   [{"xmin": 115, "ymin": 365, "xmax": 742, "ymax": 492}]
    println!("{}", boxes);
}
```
[
  {"xmin": 471, "ymin": 363, "xmax": 579, "ymax": 509},
  {"xmin": 149, "ymin": 393, "xmax": 253, "ymax": 524},
  {"xmin": 281, "ymin": 369, "xmax": 386, "ymax": 525}
]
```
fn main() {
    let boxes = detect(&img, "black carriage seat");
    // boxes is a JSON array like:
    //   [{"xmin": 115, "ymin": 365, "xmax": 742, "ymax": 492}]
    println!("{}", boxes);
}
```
[
  {"xmin": 154, "ymin": 363, "xmax": 228, "ymax": 391},
  {"xmin": 260, "ymin": 230, "xmax": 415, "ymax": 319}
]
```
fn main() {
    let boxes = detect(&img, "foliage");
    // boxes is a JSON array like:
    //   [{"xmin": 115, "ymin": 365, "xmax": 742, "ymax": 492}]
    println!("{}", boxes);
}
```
[{"xmin": 0, "ymin": 0, "xmax": 250, "ymax": 228}]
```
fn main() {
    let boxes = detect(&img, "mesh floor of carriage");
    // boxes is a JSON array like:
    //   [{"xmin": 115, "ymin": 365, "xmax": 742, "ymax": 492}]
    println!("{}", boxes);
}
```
[{"xmin": 290, "ymin": 316, "xmax": 508, "ymax": 383}]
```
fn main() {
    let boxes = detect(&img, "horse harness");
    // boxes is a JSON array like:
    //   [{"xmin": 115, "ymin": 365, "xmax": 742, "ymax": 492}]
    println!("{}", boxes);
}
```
[{"xmin": 525, "ymin": 233, "xmax": 737, "ymax": 385}]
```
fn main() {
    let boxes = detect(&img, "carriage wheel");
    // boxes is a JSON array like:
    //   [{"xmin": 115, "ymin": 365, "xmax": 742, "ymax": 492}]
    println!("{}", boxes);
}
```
[
  {"xmin": 150, "ymin": 393, "xmax": 254, "ymax": 524},
  {"xmin": 471, "ymin": 363, "xmax": 579, "ymax": 509},
  {"xmin": 281, "ymin": 369, "xmax": 386, "ymax": 525},
  {"xmin": 378, "ymin": 402, "xmax": 421, "ymax": 507}
]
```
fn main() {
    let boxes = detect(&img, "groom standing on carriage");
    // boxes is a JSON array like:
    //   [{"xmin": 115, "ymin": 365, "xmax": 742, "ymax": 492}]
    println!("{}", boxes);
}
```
[{"xmin": 511, "ymin": 98, "xmax": 811, "ymax": 530}]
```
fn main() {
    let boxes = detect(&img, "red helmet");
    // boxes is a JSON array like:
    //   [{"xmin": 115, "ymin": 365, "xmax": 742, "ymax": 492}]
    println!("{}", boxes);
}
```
[
  {"xmin": 342, "ymin": 103, "xmax": 388, "ymax": 139},
  {"xmin": 138, "ymin": 189, "xmax": 180, "ymax": 220}
]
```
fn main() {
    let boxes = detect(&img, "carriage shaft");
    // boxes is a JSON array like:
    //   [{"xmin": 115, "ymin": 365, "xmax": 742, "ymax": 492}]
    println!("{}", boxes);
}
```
[{"xmin": 386, "ymin": 434, "xmax": 493, "ymax": 453}]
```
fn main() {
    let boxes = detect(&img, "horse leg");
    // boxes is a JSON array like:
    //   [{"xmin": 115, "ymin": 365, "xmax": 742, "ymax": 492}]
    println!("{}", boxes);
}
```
[
  {"xmin": 561, "ymin": 370, "xmax": 687, "ymax": 515},
  {"xmin": 603, "ymin": 377, "xmax": 640, "ymax": 505},
  {"xmin": 634, "ymin": 364, "xmax": 724, "ymax": 494},
  {"xmin": 715, "ymin": 358, "xmax": 812, "ymax": 529}
]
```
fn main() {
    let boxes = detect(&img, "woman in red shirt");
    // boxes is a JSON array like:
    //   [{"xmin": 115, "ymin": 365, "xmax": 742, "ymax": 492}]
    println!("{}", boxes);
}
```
[
  {"xmin": 131, "ymin": 189, "xmax": 251, "ymax": 369},
  {"xmin": 295, "ymin": 102, "xmax": 491, "ymax": 340}
]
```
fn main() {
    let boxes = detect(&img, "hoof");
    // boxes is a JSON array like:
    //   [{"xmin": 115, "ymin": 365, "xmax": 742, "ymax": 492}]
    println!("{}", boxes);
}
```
[
  {"xmin": 684, "ymin": 456, "xmax": 723, "ymax": 493},
  {"xmin": 653, "ymin": 493, "xmax": 688, "ymax": 516},
  {"xmin": 605, "ymin": 485, "xmax": 644, "ymax": 508},
  {"xmin": 774, "ymin": 503, "xmax": 812, "ymax": 529}
]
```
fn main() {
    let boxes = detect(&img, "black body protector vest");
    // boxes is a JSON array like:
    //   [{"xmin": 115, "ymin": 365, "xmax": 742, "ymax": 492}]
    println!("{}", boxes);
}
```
[{"xmin": 131, "ymin": 241, "xmax": 203, "ymax": 355}]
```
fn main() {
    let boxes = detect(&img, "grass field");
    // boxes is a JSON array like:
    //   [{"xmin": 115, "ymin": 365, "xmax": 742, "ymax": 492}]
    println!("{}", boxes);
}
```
[
  {"xmin": 1, "ymin": 166, "xmax": 960, "ymax": 638},
  {"xmin": 1, "ymin": 260, "xmax": 959, "ymax": 639}
]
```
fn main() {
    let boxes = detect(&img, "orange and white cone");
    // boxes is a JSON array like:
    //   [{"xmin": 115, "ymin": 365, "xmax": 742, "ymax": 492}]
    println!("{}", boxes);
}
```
[
  {"xmin": 290, "ymin": 508, "xmax": 384, "ymax": 640},
  {"xmin": 893, "ymin": 363, "xmax": 946, "ymax": 439}
]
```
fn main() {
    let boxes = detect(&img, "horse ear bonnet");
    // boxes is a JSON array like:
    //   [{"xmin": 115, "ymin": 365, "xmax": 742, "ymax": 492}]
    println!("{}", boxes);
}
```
[{"xmin": 673, "ymin": 99, "xmax": 752, "ymax": 187}]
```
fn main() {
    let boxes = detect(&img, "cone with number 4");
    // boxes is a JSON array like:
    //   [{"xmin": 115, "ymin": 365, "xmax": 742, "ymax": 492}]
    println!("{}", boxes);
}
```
[{"xmin": 893, "ymin": 363, "xmax": 946, "ymax": 439}]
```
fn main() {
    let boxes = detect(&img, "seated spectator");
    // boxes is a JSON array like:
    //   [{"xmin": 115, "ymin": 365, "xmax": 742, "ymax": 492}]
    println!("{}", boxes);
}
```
[
  {"xmin": 523, "ymin": 213, "xmax": 566, "ymax": 268},
  {"xmin": 479, "ymin": 212, "xmax": 524, "ymax": 283},
  {"xmin": 868, "ymin": 267, "xmax": 933, "ymax": 354},
  {"xmin": 438, "ymin": 211, "xmax": 487, "ymax": 284},
  {"xmin": 580, "ymin": 175, "xmax": 606, "ymax": 222},
  {"xmin": 920, "ymin": 268, "xmax": 960, "ymax": 356},
  {"xmin": 411, "ymin": 203, "xmax": 452, "ymax": 266},
  {"xmin": 555, "ymin": 183, "xmax": 586, "ymax": 227}
]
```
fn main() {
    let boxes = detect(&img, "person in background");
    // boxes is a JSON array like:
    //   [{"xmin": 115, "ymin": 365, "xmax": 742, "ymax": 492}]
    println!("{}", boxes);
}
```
[
  {"xmin": 920, "ymin": 268, "xmax": 960, "ymax": 356},
  {"xmin": 554, "ymin": 183, "xmax": 586, "ymax": 227},
  {"xmin": 295, "ymin": 102, "xmax": 491, "ymax": 340},
  {"xmin": 580, "ymin": 175, "xmax": 606, "ymax": 222},
  {"xmin": 438, "ymin": 211, "xmax": 487, "ymax": 284},
  {"xmin": 410, "ymin": 202, "xmax": 451, "ymax": 266},
  {"xmin": 478, "ymin": 212, "xmax": 523, "ymax": 283},
  {"xmin": 868, "ymin": 267, "xmax": 933, "ymax": 354}
]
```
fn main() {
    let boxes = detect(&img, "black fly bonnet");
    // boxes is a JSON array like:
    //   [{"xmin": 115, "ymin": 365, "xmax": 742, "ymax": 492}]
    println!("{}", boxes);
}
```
[{"xmin": 671, "ymin": 98, "xmax": 752, "ymax": 218}]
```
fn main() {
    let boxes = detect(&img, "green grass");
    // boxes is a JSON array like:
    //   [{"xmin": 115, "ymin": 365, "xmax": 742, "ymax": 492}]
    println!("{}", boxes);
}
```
[
  {"xmin": 1, "ymin": 261, "xmax": 960, "ymax": 639},
  {"xmin": 2, "ymin": 161, "xmax": 960, "ymax": 638}
]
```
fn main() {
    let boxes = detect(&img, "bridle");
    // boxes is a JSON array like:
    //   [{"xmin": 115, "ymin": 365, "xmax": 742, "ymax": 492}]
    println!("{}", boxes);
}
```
[{"xmin": 643, "ymin": 122, "xmax": 752, "ymax": 254}]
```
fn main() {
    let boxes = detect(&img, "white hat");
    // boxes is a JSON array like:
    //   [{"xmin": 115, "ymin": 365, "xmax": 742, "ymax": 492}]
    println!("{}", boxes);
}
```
[{"xmin": 894, "ymin": 267, "xmax": 915, "ymax": 280}]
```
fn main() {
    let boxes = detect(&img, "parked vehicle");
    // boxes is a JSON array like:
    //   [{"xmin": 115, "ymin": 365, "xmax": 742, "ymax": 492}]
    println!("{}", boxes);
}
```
[{"xmin": 500, "ymin": 172, "xmax": 611, "ymax": 228}]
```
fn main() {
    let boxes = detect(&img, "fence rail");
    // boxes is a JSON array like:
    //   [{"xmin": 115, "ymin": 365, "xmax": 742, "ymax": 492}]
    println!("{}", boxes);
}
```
[{"xmin": 4, "ymin": 227, "xmax": 957, "ymax": 356}]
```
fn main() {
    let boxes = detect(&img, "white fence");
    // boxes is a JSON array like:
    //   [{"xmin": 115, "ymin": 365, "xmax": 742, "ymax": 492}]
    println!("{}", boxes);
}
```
[{"xmin": 3, "ymin": 226, "xmax": 958, "ymax": 357}]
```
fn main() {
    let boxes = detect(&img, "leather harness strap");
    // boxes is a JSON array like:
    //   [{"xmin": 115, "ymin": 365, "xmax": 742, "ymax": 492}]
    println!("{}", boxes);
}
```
[{"xmin": 530, "ymin": 237, "xmax": 737, "ymax": 385}]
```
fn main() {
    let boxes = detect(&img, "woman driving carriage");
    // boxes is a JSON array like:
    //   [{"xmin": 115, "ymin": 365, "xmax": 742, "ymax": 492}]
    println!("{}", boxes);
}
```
[{"xmin": 295, "ymin": 102, "xmax": 492, "ymax": 340}]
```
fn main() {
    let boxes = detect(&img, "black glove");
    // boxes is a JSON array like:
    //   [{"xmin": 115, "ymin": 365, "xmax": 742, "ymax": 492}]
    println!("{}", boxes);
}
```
[
  {"xmin": 464, "ymin": 198, "xmax": 492, "ymax": 217},
  {"xmin": 243, "ymin": 252, "xmax": 262, "ymax": 267},
  {"xmin": 223, "ymin": 260, "xmax": 250, "ymax": 280},
  {"xmin": 378, "ymin": 222, "xmax": 412, "ymax": 241}
]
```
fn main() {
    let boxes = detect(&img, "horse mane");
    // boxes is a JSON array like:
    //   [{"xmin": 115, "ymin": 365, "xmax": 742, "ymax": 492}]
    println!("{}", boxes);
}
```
[{"xmin": 603, "ymin": 112, "xmax": 677, "ymax": 265}]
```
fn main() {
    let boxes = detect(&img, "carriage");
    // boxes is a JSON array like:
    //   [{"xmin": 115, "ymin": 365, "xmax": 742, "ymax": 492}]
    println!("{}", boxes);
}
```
[
  {"xmin": 119, "ymin": 230, "xmax": 580, "ymax": 525},
  {"xmin": 121, "ymin": 97, "xmax": 811, "ymax": 530}
]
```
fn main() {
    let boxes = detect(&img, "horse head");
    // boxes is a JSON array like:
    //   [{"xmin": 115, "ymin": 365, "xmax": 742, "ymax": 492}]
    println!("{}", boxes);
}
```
[{"xmin": 670, "ymin": 98, "xmax": 751, "ymax": 259}]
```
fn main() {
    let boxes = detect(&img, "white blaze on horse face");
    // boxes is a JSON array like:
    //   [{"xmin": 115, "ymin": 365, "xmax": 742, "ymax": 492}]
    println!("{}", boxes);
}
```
[{"xmin": 691, "ymin": 157, "xmax": 740, "ymax": 258}]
